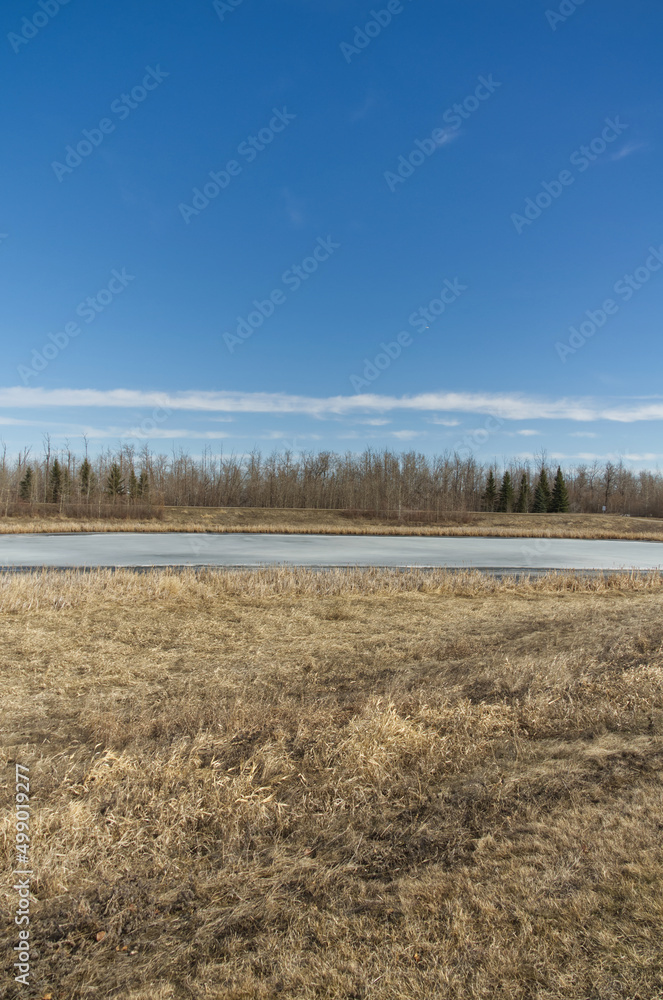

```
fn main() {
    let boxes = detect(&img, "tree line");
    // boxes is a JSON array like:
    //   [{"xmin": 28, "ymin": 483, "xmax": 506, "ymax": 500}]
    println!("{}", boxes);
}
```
[
  {"xmin": 1, "ymin": 442, "xmax": 661, "ymax": 516},
  {"xmin": 482, "ymin": 467, "xmax": 570, "ymax": 513}
]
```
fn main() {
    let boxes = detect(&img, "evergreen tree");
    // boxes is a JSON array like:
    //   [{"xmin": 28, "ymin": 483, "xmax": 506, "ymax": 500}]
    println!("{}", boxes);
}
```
[
  {"xmin": 106, "ymin": 463, "xmax": 125, "ymax": 499},
  {"xmin": 482, "ymin": 469, "xmax": 497, "ymax": 512},
  {"xmin": 532, "ymin": 467, "xmax": 551, "ymax": 513},
  {"xmin": 61, "ymin": 465, "xmax": 71, "ymax": 500},
  {"xmin": 48, "ymin": 458, "xmax": 63, "ymax": 504},
  {"xmin": 128, "ymin": 469, "xmax": 139, "ymax": 500},
  {"xmin": 549, "ymin": 466, "xmax": 570, "ymax": 513},
  {"xmin": 79, "ymin": 458, "xmax": 93, "ymax": 500},
  {"xmin": 496, "ymin": 471, "xmax": 515, "ymax": 512},
  {"xmin": 515, "ymin": 473, "xmax": 530, "ymax": 513},
  {"xmin": 19, "ymin": 467, "xmax": 33, "ymax": 502},
  {"xmin": 137, "ymin": 470, "xmax": 149, "ymax": 499}
]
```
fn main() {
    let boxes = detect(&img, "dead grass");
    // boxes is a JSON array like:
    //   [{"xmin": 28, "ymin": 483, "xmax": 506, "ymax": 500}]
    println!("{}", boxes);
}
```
[
  {"xmin": 2, "ymin": 569, "xmax": 663, "ymax": 998},
  {"xmin": 2, "ymin": 507, "xmax": 663, "ymax": 541}
]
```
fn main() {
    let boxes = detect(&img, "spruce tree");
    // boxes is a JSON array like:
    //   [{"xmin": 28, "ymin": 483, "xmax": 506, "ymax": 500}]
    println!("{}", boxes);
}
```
[
  {"xmin": 48, "ymin": 459, "xmax": 63, "ymax": 504},
  {"xmin": 483, "ymin": 469, "xmax": 497, "ymax": 512},
  {"xmin": 515, "ymin": 473, "xmax": 530, "ymax": 513},
  {"xmin": 106, "ymin": 463, "xmax": 125, "ymax": 499},
  {"xmin": 19, "ymin": 467, "xmax": 33, "ymax": 502},
  {"xmin": 532, "ymin": 468, "xmax": 551, "ymax": 513},
  {"xmin": 128, "ymin": 469, "xmax": 139, "ymax": 500},
  {"xmin": 549, "ymin": 466, "xmax": 570, "ymax": 513},
  {"xmin": 61, "ymin": 465, "xmax": 71, "ymax": 500},
  {"xmin": 137, "ymin": 470, "xmax": 149, "ymax": 500},
  {"xmin": 79, "ymin": 458, "xmax": 93, "ymax": 500},
  {"xmin": 496, "ymin": 471, "xmax": 515, "ymax": 512}
]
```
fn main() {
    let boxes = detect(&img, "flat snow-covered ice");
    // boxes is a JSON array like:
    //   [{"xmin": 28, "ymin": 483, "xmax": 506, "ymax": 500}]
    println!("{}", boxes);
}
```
[{"xmin": 0, "ymin": 532, "xmax": 661, "ymax": 569}]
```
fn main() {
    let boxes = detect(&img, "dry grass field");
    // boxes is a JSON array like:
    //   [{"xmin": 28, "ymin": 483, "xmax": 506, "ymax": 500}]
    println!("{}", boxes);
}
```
[
  {"xmin": 2, "ymin": 506, "xmax": 663, "ymax": 541},
  {"xmin": 2, "ymin": 568, "xmax": 663, "ymax": 999}
]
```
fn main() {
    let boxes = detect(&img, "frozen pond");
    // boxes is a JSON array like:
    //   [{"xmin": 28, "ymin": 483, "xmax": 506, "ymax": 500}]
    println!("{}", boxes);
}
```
[{"xmin": 0, "ymin": 532, "xmax": 662, "ymax": 570}]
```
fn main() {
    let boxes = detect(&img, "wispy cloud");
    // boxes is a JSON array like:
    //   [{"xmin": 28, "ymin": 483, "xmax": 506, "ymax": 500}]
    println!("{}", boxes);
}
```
[
  {"xmin": 569, "ymin": 431, "xmax": 598, "ymax": 438},
  {"xmin": 3, "ymin": 387, "xmax": 663, "ymax": 423},
  {"xmin": 390, "ymin": 430, "xmax": 421, "ymax": 440},
  {"xmin": 433, "ymin": 128, "xmax": 460, "ymax": 149},
  {"xmin": 118, "ymin": 427, "xmax": 232, "ymax": 441},
  {"xmin": 611, "ymin": 142, "xmax": 647, "ymax": 161},
  {"xmin": 0, "ymin": 416, "xmax": 52, "ymax": 427},
  {"xmin": 550, "ymin": 452, "xmax": 661, "ymax": 462},
  {"xmin": 514, "ymin": 429, "xmax": 539, "ymax": 436},
  {"xmin": 259, "ymin": 430, "xmax": 322, "ymax": 441}
]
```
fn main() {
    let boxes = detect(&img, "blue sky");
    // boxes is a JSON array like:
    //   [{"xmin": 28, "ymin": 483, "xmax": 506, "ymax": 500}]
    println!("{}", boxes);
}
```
[{"xmin": 1, "ymin": 0, "xmax": 662, "ymax": 465}]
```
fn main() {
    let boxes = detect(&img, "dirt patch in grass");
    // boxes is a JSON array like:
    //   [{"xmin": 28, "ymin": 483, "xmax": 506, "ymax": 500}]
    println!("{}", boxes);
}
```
[{"xmin": 1, "ymin": 569, "xmax": 663, "ymax": 998}]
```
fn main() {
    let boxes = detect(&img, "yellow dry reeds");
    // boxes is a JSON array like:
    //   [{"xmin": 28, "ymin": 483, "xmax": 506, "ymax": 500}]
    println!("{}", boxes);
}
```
[
  {"xmin": 2, "ymin": 507, "xmax": 663, "ymax": 542},
  {"xmin": 0, "ymin": 565, "xmax": 661, "ymax": 614}
]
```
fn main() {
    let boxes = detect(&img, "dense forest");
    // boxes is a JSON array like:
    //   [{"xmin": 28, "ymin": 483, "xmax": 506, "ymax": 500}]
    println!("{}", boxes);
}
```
[{"xmin": 3, "ymin": 442, "xmax": 662, "ymax": 517}]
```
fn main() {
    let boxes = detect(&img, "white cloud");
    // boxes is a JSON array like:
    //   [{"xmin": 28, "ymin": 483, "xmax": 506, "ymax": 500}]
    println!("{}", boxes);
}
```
[
  {"xmin": 259, "ymin": 430, "xmax": 322, "ymax": 441},
  {"xmin": 514, "ymin": 429, "xmax": 539, "ymax": 436},
  {"xmin": 427, "ymin": 416, "xmax": 461, "ymax": 426},
  {"xmin": 119, "ymin": 428, "xmax": 231, "ymax": 441},
  {"xmin": 569, "ymin": 431, "xmax": 598, "ymax": 438},
  {"xmin": 0, "ymin": 416, "xmax": 50, "ymax": 427},
  {"xmin": 434, "ymin": 128, "xmax": 460, "ymax": 148},
  {"xmin": 391, "ymin": 430, "xmax": 421, "ymax": 440},
  {"xmin": 551, "ymin": 452, "xmax": 662, "ymax": 462},
  {"xmin": 3, "ymin": 387, "xmax": 663, "ymax": 423},
  {"xmin": 4, "ymin": 424, "xmax": 231, "ymax": 441}
]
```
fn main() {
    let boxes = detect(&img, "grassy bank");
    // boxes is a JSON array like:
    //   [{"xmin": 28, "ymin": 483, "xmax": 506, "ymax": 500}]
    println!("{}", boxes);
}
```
[
  {"xmin": 2, "ymin": 569, "xmax": 663, "ymax": 998},
  {"xmin": 2, "ymin": 506, "xmax": 663, "ymax": 541}
]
